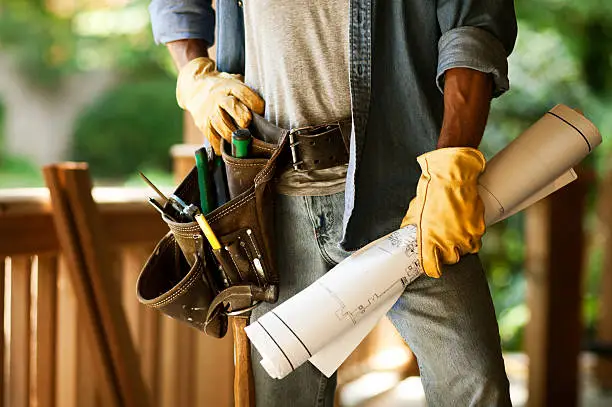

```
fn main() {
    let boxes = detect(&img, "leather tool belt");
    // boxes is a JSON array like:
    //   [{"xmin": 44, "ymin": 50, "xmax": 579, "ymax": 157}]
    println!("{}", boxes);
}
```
[
  {"xmin": 245, "ymin": 114, "xmax": 350, "ymax": 170},
  {"xmin": 286, "ymin": 121, "xmax": 350, "ymax": 171},
  {"xmin": 136, "ymin": 115, "xmax": 349, "ymax": 338}
]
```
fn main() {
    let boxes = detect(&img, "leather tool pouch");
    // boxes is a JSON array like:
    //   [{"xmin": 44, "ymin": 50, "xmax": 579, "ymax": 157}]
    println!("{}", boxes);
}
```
[{"xmin": 137, "ymin": 125, "xmax": 289, "ymax": 338}]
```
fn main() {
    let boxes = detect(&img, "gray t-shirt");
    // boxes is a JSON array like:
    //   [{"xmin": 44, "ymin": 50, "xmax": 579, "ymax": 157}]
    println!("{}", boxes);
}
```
[{"xmin": 243, "ymin": 0, "xmax": 350, "ymax": 196}]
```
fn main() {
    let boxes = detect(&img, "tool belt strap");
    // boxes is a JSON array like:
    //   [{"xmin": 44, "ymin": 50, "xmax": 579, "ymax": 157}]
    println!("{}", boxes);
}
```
[{"xmin": 251, "ymin": 115, "xmax": 351, "ymax": 172}]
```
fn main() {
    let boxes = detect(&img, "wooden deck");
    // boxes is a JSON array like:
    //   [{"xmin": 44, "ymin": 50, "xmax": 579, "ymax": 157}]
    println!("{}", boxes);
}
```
[{"xmin": 0, "ymin": 186, "xmax": 234, "ymax": 407}]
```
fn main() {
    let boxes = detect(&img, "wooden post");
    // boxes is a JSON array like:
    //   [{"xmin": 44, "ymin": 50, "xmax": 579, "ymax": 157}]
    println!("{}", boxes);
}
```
[
  {"xmin": 183, "ymin": 111, "xmax": 203, "ymax": 145},
  {"xmin": 0, "ymin": 257, "xmax": 4, "ymax": 407},
  {"xmin": 76, "ymin": 315, "xmax": 99, "ymax": 407},
  {"xmin": 31, "ymin": 254, "xmax": 59, "ymax": 407},
  {"xmin": 594, "ymin": 170, "xmax": 612, "ymax": 388},
  {"xmin": 170, "ymin": 143, "xmax": 198, "ymax": 184},
  {"xmin": 60, "ymin": 165, "xmax": 151, "ymax": 407},
  {"xmin": 44, "ymin": 165, "xmax": 122, "ymax": 407},
  {"xmin": 8, "ymin": 256, "xmax": 32, "ymax": 407},
  {"xmin": 44, "ymin": 163, "xmax": 150, "ymax": 407},
  {"xmin": 525, "ymin": 167, "xmax": 589, "ymax": 407},
  {"xmin": 55, "ymin": 258, "xmax": 79, "ymax": 407}
]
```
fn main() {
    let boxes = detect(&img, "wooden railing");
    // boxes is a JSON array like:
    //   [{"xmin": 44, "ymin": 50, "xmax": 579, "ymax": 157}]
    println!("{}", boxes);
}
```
[
  {"xmin": 0, "ymin": 188, "xmax": 234, "ymax": 407},
  {"xmin": 3, "ymin": 172, "xmax": 603, "ymax": 407}
]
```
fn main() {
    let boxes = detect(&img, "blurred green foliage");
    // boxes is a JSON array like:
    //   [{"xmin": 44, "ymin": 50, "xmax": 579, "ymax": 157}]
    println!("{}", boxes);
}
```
[
  {"xmin": 477, "ymin": 0, "xmax": 612, "ymax": 349},
  {"xmin": 71, "ymin": 77, "xmax": 182, "ymax": 180},
  {"xmin": 0, "ymin": 103, "xmax": 39, "ymax": 188},
  {"xmin": 0, "ymin": 0, "xmax": 77, "ymax": 86},
  {"xmin": 0, "ymin": 0, "xmax": 172, "ymax": 88},
  {"xmin": 0, "ymin": 0, "xmax": 179, "ymax": 185},
  {"xmin": 0, "ymin": 99, "xmax": 4, "ymax": 151},
  {"xmin": 0, "ymin": 154, "xmax": 44, "ymax": 187}
]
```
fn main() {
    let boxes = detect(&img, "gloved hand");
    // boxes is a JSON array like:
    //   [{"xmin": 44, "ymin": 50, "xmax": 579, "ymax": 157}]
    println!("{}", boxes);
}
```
[
  {"xmin": 176, "ymin": 57, "xmax": 265, "ymax": 155},
  {"xmin": 401, "ymin": 147, "xmax": 486, "ymax": 278}
]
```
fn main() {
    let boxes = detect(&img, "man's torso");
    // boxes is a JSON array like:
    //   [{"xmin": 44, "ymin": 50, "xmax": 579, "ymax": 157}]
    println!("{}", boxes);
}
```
[{"xmin": 243, "ymin": 0, "xmax": 351, "ymax": 196}]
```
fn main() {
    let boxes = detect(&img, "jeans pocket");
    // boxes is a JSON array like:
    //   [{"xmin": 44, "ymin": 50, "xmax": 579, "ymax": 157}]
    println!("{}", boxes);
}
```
[{"xmin": 306, "ymin": 192, "xmax": 350, "ymax": 266}]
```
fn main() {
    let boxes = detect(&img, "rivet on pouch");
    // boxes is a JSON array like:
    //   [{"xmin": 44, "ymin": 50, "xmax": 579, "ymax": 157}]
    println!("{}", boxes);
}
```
[{"xmin": 253, "ymin": 258, "xmax": 264, "ymax": 275}]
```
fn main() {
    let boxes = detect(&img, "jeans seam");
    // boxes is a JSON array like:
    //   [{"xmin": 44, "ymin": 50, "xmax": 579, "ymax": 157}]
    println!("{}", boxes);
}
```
[
  {"xmin": 303, "ymin": 196, "xmax": 337, "ymax": 267},
  {"xmin": 315, "ymin": 371, "xmax": 329, "ymax": 406}
]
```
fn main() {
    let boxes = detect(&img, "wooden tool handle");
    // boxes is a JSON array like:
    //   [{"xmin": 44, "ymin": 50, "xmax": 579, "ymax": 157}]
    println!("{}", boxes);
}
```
[{"xmin": 232, "ymin": 316, "xmax": 255, "ymax": 407}]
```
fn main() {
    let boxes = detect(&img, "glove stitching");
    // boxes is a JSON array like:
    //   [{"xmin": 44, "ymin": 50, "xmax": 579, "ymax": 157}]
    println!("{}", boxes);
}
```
[{"xmin": 419, "ymin": 156, "xmax": 432, "ymax": 277}]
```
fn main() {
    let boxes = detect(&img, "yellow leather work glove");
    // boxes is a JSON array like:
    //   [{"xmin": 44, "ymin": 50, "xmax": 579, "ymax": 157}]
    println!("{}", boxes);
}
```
[
  {"xmin": 401, "ymin": 147, "xmax": 486, "ymax": 278},
  {"xmin": 176, "ymin": 57, "xmax": 265, "ymax": 155}
]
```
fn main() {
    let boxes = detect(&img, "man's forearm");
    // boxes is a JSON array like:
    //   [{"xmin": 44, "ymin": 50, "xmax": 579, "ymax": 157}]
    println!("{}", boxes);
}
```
[
  {"xmin": 437, "ymin": 68, "xmax": 494, "ymax": 149},
  {"xmin": 167, "ymin": 39, "xmax": 210, "ymax": 70}
]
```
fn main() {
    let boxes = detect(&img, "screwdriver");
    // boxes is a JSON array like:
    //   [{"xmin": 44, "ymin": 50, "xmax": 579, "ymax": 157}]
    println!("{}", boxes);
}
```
[
  {"xmin": 232, "ymin": 128, "xmax": 252, "ymax": 158},
  {"xmin": 139, "ymin": 171, "xmax": 193, "ymax": 222},
  {"xmin": 195, "ymin": 147, "xmax": 213, "ymax": 214}
]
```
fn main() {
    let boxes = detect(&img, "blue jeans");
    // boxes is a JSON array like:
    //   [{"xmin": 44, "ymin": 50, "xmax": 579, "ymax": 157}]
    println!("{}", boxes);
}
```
[{"xmin": 251, "ymin": 192, "xmax": 511, "ymax": 406}]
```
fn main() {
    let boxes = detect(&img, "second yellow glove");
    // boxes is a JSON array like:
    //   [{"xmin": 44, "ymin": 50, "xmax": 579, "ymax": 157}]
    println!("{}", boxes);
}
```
[
  {"xmin": 176, "ymin": 57, "xmax": 265, "ymax": 154},
  {"xmin": 401, "ymin": 147, "xmax": 486, "ymax": 278}
]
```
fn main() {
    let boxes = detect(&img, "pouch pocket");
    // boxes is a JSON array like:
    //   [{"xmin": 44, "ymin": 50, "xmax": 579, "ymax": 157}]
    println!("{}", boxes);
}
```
[
  {"xmin": 145, "ymin": 129, "xmax": 286, "ymax": 318},
  {"xmin": 136, "ymin": 233, "xmax": 227, "ymax": 338},
  {"xmin": 217, "ymin": 227, "xmax": 268, "ymax": 286},
  {"xmin": 164, "ymin": 213, "xmax": 269, "ymax": 289},
  {"xmin": 221, "ymin": 137, "xmax": 276, "ymax": 199},
  {"xmin": 162, "ymin": 216, "xmax": 202, "ymax": 268}
]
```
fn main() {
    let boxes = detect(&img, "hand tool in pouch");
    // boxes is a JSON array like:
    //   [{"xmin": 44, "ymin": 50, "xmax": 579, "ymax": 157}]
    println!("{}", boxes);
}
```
[
  {"xmin": 195, "ymin": 147, "xmax": 214, "ymax": 214},
  {"xmin": 139, "ymin": 171, "xmax": 194, "ymax": 222},
  {"xmin": 232, "ymin": 128, "xmax": 253, "ymax": 158}
]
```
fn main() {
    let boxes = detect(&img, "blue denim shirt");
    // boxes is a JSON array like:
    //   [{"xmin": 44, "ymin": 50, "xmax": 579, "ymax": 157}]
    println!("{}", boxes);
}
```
[{"xmin": 149, "ymin": 0, "xmax": 517, "ymax": 250}]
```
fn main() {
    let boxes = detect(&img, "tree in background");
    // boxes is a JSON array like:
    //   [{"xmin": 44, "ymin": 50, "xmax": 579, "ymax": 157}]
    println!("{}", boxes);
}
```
[
  {"xmin": 0, "ymin": 0, "xmax": 180, "ymax": 180},
  {"xmin": 480, "ymin": 0, "xmax": 612, "ymax": 350}
]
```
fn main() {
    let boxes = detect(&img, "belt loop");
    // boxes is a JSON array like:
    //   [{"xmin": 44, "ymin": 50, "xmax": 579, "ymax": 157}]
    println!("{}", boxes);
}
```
[
  {"xmin": 288, "ymin": 130, "xmax": 304, "ymax": 171},
  {"xmin": 338, "ymin": 121, "xmax": 351, "ymax": 153}
]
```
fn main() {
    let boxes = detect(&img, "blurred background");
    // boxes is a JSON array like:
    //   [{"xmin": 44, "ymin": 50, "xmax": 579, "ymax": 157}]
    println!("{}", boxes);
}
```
[
  {"xmin": 1, "ymin": 0, "xmax": 612, "ymax": 406},
  {"xmin": 1, "ymin": 0, "xmax": 610, "ymax": 352},
  {"xmin": 0, "ymin": 0, "xmax": 180, "ymax": 189}
]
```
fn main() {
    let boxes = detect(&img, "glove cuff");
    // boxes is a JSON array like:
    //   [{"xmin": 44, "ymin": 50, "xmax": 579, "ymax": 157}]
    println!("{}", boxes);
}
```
[
  {"xmin": 416, "ymin": 147, "xmax": 485, "ymax": 182},
  {"xmin": 176, "ymin": 57, "xmax": 216, "ymax": 109}
]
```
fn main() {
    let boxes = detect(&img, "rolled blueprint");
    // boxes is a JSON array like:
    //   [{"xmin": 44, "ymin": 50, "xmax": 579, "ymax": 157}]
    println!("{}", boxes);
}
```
[
  {"xmin": 246, "ymin": 105, "xmax": 602, "ymax": 379},
  {"xmin": 479, "ymin": 104, "xmax": 600, "ymax": 224}
]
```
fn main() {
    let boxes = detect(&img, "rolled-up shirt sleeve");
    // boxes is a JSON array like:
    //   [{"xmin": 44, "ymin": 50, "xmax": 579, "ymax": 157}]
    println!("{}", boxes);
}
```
[
  {"xmin": 149, "ymin": 0, "xmax": 215, "ymax": 45},
  {"xmin": 436, "ymin": 0, "xmax": 517, "ymax": 97}
]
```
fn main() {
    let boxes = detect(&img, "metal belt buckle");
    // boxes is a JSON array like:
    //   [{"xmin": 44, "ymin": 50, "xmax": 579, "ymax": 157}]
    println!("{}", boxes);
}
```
[{"xmin": 288, "ymin": 129, "xmax": 305, "ymax": 171}]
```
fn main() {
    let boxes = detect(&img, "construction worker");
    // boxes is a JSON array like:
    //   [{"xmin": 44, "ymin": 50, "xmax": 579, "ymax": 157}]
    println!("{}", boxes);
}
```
[{"xmin": 149, "ymin": 0, "xmax": 518, "ymax": 405}]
